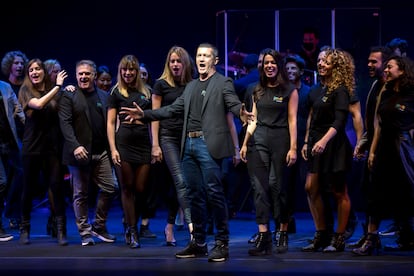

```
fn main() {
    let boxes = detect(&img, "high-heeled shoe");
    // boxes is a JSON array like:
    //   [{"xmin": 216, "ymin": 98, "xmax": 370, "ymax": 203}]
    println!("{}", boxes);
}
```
[
  {"xmin": 352, "ymin": 233, "xmax": 381, "ymax": 256},
  {"xmin": 164, "ymin": 225, "xmax": 176, "ymax": 247},
  {"xmin": 275, "ymin": 231, "xmax": 288, "ymax": 253},
  {"xmin": 129, "ymin": 226, "xmax": 141, "ymax": 249},
  {"xmin": 323, "ymin": 232, "xmax": 345, "ymax": 252},
  {"xmin": 248, "ymin": 231, "xmax": 272, "ymax": 256},
  {"xmin": 124, "ymin": 226, "xmax": 131, "ymax": 245},
  {"xmin": 302, "ymin": 230, "xmax": 331, "ymax": 252}
]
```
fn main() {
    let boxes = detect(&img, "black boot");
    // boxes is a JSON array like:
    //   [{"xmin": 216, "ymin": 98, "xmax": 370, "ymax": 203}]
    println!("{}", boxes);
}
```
[
  {"xmin": 140, "ymin": 223, "xmax": 157, "ymax": 238},
  {"xmin": 275, "ymin": 231, "xmax": 288, "ymax": 253},
  {"xmin": 46, "ymin": 215, "xmax": 58, "ymax": 238},
  {"xmin": 129, "ymin": 226, "xmax": 141, "ymax": 249},
  {"xmin": 323, "ymin": 232, "xmax": 345, "ymax": 252},
  {"xmin": 248, "ymin": 231, "xmax": 272, "ymax": 256},
  {"xmin": 56, "ymin": 216, "xmax": 68, "ymax": 246},
  {"xmin": 248, "ymin": 232, "xmax": 259, "ymax": 244},
  {"xmin": 347, "ymin": 222, "xmax": 367, "ymax": 249},
  {"xmin": 302, "ymin": 230, "xmax": 330, "ymax": 252},
  {"xmin": 124, "ymin": 226, "xmax": 131, "ymax": 245},
  {"xmin": 19, "ymin": 223, "xmax": 30, "ymax": 245},
  {"xmin": 352, "ymin": 233, "xmax": 381, "ymax": 256}
]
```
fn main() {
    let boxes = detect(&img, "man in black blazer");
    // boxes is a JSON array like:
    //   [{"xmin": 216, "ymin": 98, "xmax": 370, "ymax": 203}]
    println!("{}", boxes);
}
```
[
  {"xmin": 59, "ymin": 60, "xmax": 117, "ymax": 246},
  {"xmin": 121, "ymin": 43, "xmax": 250, "ymax": 262}
]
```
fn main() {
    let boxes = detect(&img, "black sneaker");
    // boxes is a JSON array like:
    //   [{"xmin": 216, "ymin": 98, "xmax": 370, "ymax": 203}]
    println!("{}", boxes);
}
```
[
  {"xmin": 91, "ymin": 225, "xmax": 116, "ymax": 243},
  {"xmin": 208, "ymin": 240, "xmax": 229, "ymax": 262},
  {"xmin": 175, "ymin": 239, "xmax": 208, "ymax": 259},
  {"xmin": 81, "ymin": 234, "xmax": 95, "ymax": 246},
  {"xmin": 0, "ymin": 228, "xmax": 13, "ymax": 242}
]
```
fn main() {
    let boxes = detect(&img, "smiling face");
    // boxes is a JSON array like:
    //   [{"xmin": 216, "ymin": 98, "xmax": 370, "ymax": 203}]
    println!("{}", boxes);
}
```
[
  {"xmin": 285, "ymin": 61, "xmax": 301, "ymax": 83},
  {"xmin": 384, "ymin": 58, "xmax": 404, "ymax": 82},
  {"xmin": 76, "ymin": 63, "xmax": 96, "ymax": 91},
  {"xmin": 96, "ymin": 71, "xmax": 112, "ymax": 92},
  {"xmin": 367, "ymin": 51, "xmax": 384, "ymax": 79},
  {"xmin": 263, "ymin": 53, "xmax": 278, "ymax": 80},
  {"xmin": 28, "ymin": 62, "xmax": 45, "ymax": 87},
  {"xmin": 317, "ymin": 50, "xmax": 333, "ymax": 78}
]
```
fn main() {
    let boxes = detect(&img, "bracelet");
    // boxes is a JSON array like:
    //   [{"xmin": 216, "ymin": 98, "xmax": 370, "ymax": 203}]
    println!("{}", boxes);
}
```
[
  {"xmin": 304, "ymin": 141, "xmax": 308, "ymax": 144},
  {"xmin": 56, "ymin": 84, "xmax": 62, "ymax": 88}
]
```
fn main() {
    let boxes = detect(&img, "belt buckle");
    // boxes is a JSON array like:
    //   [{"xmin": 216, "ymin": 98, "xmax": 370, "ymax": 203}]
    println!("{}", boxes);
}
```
[{"xmin": 188, "ymin": 131, "xmax": 202, "ymax": 138}]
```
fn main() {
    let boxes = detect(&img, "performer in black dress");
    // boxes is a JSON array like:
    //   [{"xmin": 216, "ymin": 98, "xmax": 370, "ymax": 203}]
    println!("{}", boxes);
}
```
[
  {"xmin": 353, "ymin": 55, "xmax": 414, "ymax": 255},
  {"xmin": 107, "ymin": 54, "xmax": 152, "ymax": 248},
  {"xmin": 301, "ymin": 48, "xmax": 354, "ymax": 253}
]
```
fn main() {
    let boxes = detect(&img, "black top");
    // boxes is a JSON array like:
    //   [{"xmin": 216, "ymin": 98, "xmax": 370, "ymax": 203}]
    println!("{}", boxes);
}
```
[
  {"xmin": 108, "ymin": 87, "xmax": 152, "ymax": 164},
  {"xmin": 83, "ymin": 90, "xmax": 107, "ymax": 154},
  {"xmin": 21, "ymin": 91, "xmax": 62, "ymax": 156},
  {"xmin": 256, "ymin": 83, "xmax": 295, "ymax": 128},
  {"xmin": 152, "ymin": 79, "xmax": 185, "ymax": 133},
  {"xmin": 187, "ymin": 78, "xmax": 210, "ymax": 132},
  {"xmin": 307, "ymin": 84, "xmax": 352, "ymax": 173}
]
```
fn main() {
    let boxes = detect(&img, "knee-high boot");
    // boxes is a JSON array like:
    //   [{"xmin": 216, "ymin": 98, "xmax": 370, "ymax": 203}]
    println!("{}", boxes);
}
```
[{"xmin": 56, "ymin": 216, "xmax": 68, "ymax": 246}]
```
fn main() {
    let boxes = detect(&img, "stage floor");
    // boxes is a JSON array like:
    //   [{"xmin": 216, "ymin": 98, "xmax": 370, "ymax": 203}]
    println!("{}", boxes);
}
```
[{"xmin": 1, "ymin": 203, "xmax": 413, "ymax": 275}]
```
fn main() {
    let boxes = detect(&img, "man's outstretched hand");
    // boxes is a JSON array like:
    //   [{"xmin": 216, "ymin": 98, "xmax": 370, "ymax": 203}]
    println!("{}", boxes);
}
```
[{"xmin": 120, "ymin": 102, "xmax": 144, "ymax": 123}]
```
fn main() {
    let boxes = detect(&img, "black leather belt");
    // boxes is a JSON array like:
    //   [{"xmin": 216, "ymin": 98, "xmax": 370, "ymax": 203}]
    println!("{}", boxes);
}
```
[{"xmin": 188, "ymin": 131, "xmax": 203, "ymax": 138}]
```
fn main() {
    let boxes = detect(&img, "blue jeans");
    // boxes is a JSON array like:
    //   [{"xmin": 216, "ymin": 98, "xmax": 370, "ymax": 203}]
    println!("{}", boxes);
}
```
[
  {"xmin": 182, "ymin": 136, "xmax": 229, "ymax": 243},
  {"xmin": 160, "ymin": 132, "xmax": 191, "ymax": 225}
]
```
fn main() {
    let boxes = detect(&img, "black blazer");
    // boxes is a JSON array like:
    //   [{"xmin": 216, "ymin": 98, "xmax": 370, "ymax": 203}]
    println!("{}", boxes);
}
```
[
  {"xmin": 143, "ymin": 72, "xmax": 242, "ymax": 159},
  {"xmin": 58, "ymin": 87, "xmax": 109, "ymax": 166}
]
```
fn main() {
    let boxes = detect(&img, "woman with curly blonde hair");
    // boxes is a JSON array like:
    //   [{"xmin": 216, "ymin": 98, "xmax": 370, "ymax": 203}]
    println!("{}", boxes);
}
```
[{"xmin": 301, "ymin": 48, "xmax": 354, "ymax": 253}]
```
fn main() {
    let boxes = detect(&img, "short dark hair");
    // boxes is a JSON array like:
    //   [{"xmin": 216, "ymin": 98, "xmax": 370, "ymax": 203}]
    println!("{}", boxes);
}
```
[
  {"xmin": 370, "ymin": 46, "xmax": 392, "ymax": 63},
  {"xmin": 284, "ymin": 54, "xmax": 306, "ymax": 70}
]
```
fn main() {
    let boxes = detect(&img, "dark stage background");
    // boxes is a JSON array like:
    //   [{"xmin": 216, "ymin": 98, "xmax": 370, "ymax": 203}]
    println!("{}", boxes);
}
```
[
  {"xmin": 1, "ymin": 0, "xmax": 412, "ymax": 84},
  {"xmin": 1, "ymin": 0, "xmax": 412, "ymax": 212}
]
